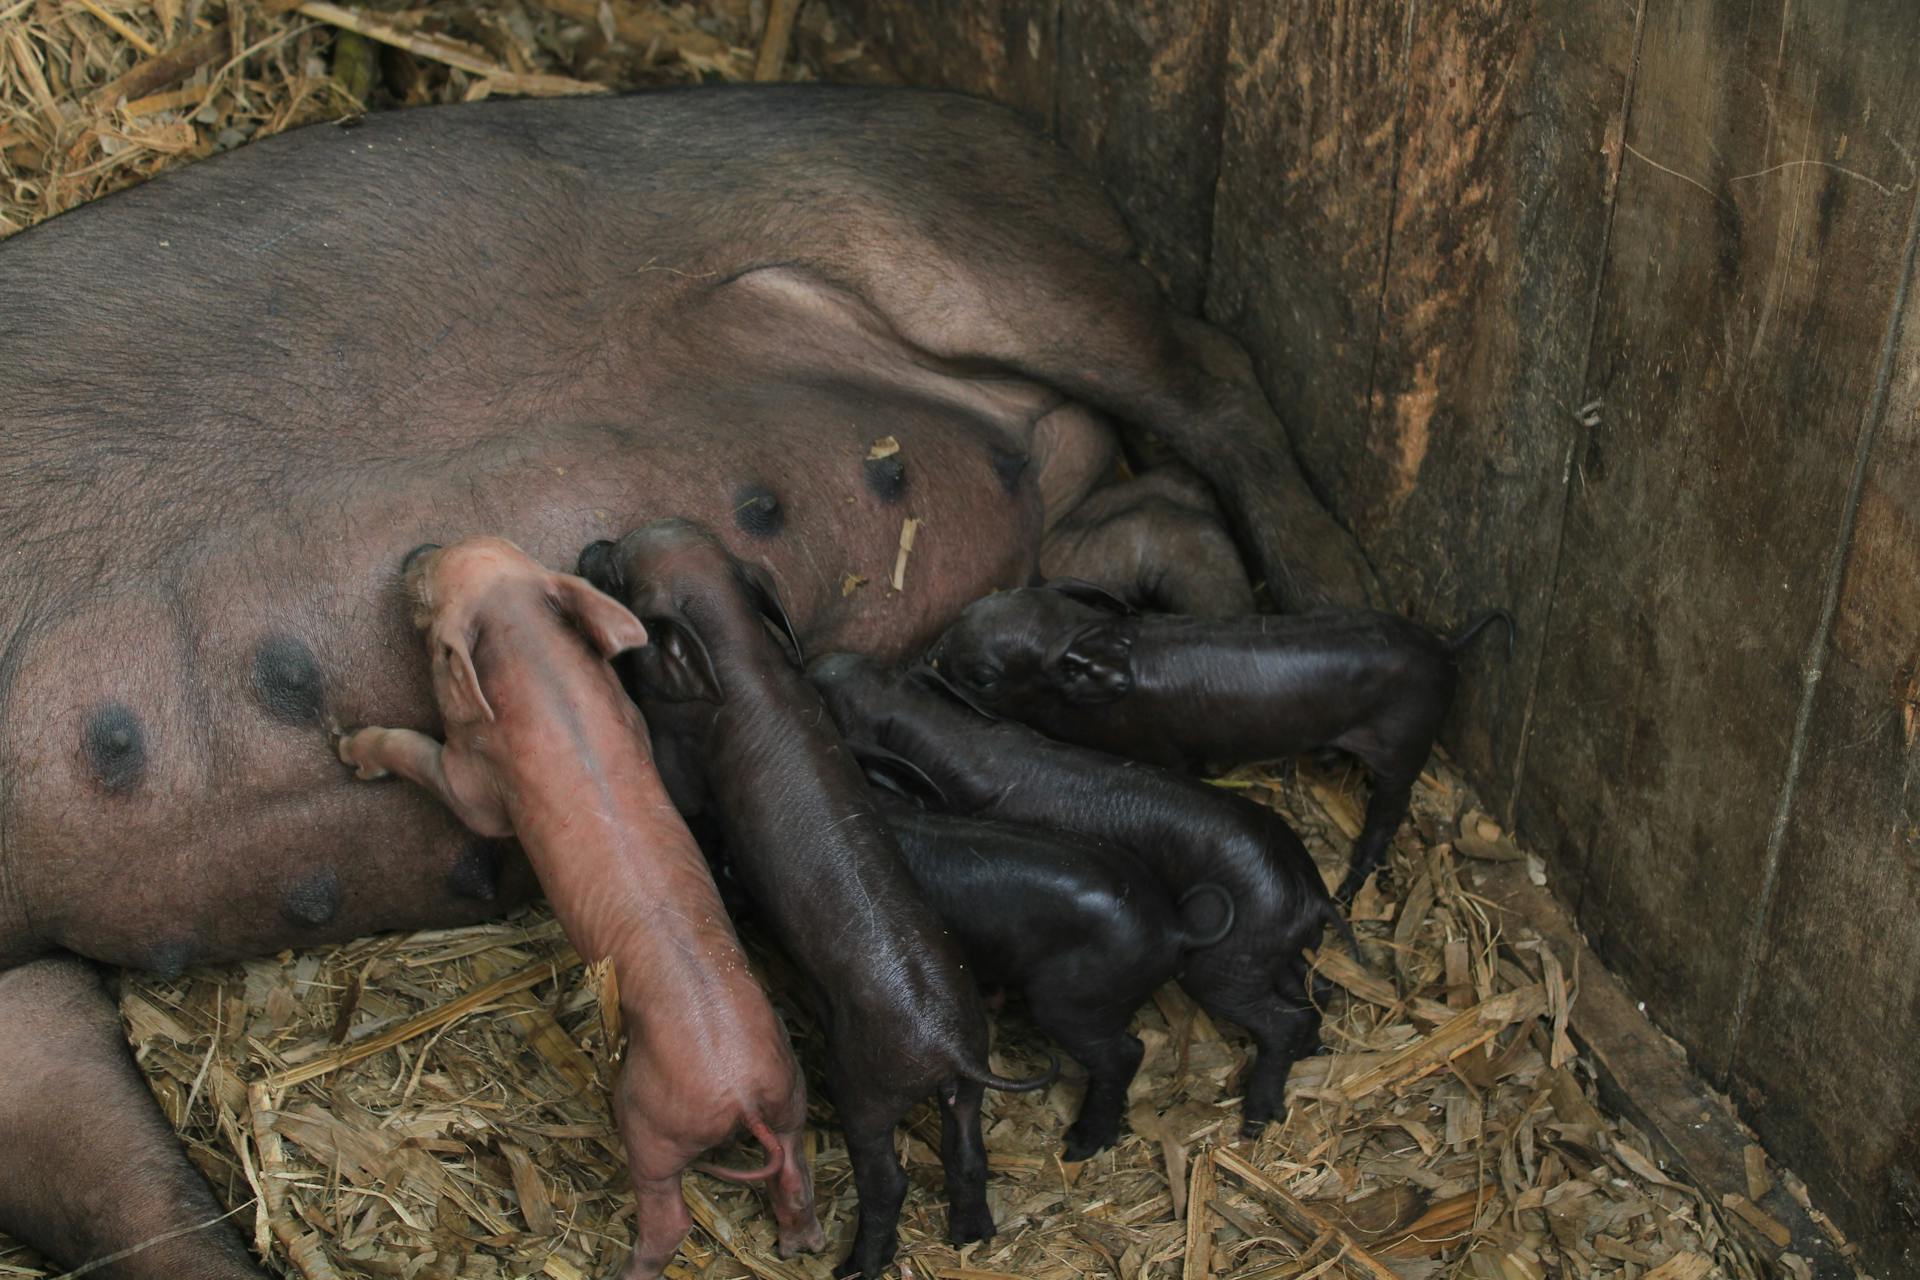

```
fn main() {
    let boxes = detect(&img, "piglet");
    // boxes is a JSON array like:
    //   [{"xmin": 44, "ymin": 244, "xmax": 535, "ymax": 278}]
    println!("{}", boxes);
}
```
[
  {"xmin": 923, "ymin": 582, "xmax": 1512, "ymax": 901},
  {"xmin": 877, "ymin": 802, "xmax": 1234, "ymax": 1159},
  {"xmin": 336, "ymin": 537, "xmax": 822, "ymax": 1278},
  {"xmin": 579, "ymin": 520, "xmax": 1054, "ymax": 1280},
  {"xmin": 808, "ymin": 653, "xmax": 1353, "ymax": 1138}
]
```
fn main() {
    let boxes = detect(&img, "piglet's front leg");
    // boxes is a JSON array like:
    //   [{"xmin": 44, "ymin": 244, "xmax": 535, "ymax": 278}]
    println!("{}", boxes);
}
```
[{"xmin": 337, "ymin": 726, "xmax": 511, "ymax": 837}]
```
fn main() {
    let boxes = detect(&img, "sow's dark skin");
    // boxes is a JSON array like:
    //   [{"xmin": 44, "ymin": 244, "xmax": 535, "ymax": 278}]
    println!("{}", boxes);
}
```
[
  {"xmin": 580, "ymin": 520, "xmax": 1053, "ymax": 1279},
  {"xmin": 808, "ymin": 655, "xmax": 1354, "ymax": 1138},
  {"xmin": 881, "ymin": 804, "xmax": 1235, "ymax": 1160},
  {"xmin": 925, "ymin": 583, "xmax": 1513, "ymax": 902},
  {"xmin": 0, "ymin": 85, "xmax": 1378, "ymax": 1275}
]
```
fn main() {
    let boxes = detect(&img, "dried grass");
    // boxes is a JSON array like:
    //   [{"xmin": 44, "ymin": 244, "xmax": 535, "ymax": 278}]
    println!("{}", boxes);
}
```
[
  {"xmin": 0, "ymin": 6, "xmax": 1760, "ymax": 1276},
  {"xmin": 0, "ymin": 0, "xmax": 890, "ymax": 237},
  {"xmin": 0, "ymin": 754, "xmax": 1764, "ymax": 1280}
]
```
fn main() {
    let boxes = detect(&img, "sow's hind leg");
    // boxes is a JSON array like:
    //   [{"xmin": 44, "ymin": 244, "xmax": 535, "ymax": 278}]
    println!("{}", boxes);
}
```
[
  {"xmin": 0, "ymin": 956, "xmax": 263, "ymax": 1279},
  {"xmin": 810, "ymin": 120, "xmax": 1381, "ymax": 611}
]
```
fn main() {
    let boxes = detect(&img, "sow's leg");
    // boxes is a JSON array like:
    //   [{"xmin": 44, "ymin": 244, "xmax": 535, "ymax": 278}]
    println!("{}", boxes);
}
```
[
  {"xmin": 0, "ymin": 956, "xmax": 262, "ymax": 1279},
  {"xmin": 797, "ymin": 118, "xmax": 1384, "ymax": 611}
]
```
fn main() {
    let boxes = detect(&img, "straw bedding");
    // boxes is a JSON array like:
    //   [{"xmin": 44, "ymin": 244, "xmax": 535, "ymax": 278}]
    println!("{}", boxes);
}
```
[
  {"xmin": 0, "ymin": 752, "xmax": 1777, "ymax": 1280},
  {"xmin": 0, "ymin": 4, "xmax": 1797, "ymax": 1277}
]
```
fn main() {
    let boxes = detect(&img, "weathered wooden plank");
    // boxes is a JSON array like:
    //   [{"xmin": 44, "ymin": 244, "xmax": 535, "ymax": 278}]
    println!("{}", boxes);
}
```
[
  {"xmin": 1331, "ymin": 0, "xmax": 1639, "ymax": 814},
  {"xmin": 1730, "ymin": 192, "xmax": 1920, "ymax": 1280},
  {"xmin": 826, "ymin": 0, "xmax": 1056, "ymax": 124},
  {"xmin": 1517, "ymin": 0, "xmax": 1920, "ymax": 1088},
  {"xmin": 1205, "ymin": 0, "xmax": 1408, "ymax": 524},
  {"xmin": 1475, "ymin": 862, "xmax": 1853, "ymax": 1276},
  {"xmin": 1054, "ymin": 1, "xmax": 1228, "ymax": 309}
]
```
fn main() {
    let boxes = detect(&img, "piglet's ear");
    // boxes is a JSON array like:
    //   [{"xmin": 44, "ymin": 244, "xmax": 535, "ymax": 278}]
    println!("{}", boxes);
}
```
[
  {"xmin": 549, "ymin": 573, "xmax": 650, "ymax": 659},
  {"xmin": 849, "ymin": 739, "xmax": 948, "ymax": 808},
  {"xmin": 1045, "ymin": 622, "xmax": 1134, "ymax": 705},
  {"xmin": 634, "ymin": 616, "xmax": 723, "ymax": 703},
  {"xmin": 732, "ymin": 558, "xmax": 803, "ymax": 664},
  {"xmin": 430, "ymin": 623, "xmax": 494, "ymax": 724}
]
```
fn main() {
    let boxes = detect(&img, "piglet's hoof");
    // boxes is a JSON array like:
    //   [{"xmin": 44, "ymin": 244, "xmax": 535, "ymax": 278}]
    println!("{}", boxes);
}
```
[
  {"xmin": 776, "ymin": 1220, "xmax": 827, "ymax": 1257},
  {"xmin": 1060, "ymin": 1125, "xmax": 1117, "ymax": 1163},
  {"xmin": 947, "ymin": 1201, "xmax": 997, "ymax": 1247},
  {"xmin": 335, "ymin": 729, "xmax": 388, "ymax": 780}
]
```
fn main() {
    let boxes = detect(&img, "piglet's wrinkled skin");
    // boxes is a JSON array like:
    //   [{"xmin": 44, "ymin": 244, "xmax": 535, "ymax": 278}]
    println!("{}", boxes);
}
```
[
  {"xmin": 337, "ymin": 537, "xmax": 821, "ymax": 1279},
  {"xmin": 809, "ymin": 653, "xmax": 1350, "ymax": 1138},
  {"xmin": 879, "ymin": 804, "xmax": 1233, "ymax": 1159},
  {"xmin": 923, "ymin": 583, "xmax": 1512, "ymax": 901},
  {"xmin": 581, "ymin": 520, "xmax": 1053, "ymax": 1280}
]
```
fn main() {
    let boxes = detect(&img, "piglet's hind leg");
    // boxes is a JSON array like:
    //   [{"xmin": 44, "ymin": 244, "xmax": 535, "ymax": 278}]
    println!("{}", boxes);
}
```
[
  {"xmin": 0, "ymin": 956, "xmax": 264, "ymax": 1280},
  {"xmin": 1027, "ymin": 988, "xmax": 1146, "ymax": 1161},
  {"xmin": 767, "ymin": 1119, "xmax": 826, "ymax": 1257},
  {"xmin": 938, "ymin": 1077, "xmax": 994, "ymax": 1246},
  {"xmin": 622, "ymin": 1176, "xmax": 694, "ymax": 1280}
]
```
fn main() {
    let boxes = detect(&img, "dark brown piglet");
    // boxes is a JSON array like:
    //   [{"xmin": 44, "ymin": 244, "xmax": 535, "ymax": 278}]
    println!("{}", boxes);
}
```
[
  {"xmin": 337, "ymin": 537, "xmax": 822, "ymax": 1279},
  {"xmin": 579, "ymin": 520, "xmax": 1054, "ymax": 1280},
  {"xmin": 876, "ymin": 802, "xmax": 1233, "ymax": 1159},
  {"xmin": 808, "ymin": 653, "xmax": 1354, "ymax": 1138},
  {"xmin": 923, "ymin": 582, "xmax": 1513, "ymax": 901}
]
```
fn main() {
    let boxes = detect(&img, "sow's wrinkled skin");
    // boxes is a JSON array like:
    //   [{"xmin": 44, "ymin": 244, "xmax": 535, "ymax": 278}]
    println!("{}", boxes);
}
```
[
  {"xmin": 878, "ymin": 803, "xmax": 1235, "ymax": 1160},
  {"xmin": 924, "ymin": 583, "xmax": 1514, "ymax": 901},
  {"xmin": 808, "ymin": 654, "xmax": 1354, "ymax": 1139},
  {"xmin": 338, "ymin": 538, "xmax": 823, "ymax": 1278},
  {"xmin": 580, "ymin": 521, "xmax": 1052, "ymax": 1280},
  {"xmin": 0, "ymin": 86, "xmax": 1377, "ymax": 1274}
]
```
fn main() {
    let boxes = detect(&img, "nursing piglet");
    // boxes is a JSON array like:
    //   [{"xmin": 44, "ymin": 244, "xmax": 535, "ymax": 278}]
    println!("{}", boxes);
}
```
[
  {"xmin": 337, "ymin": 537, "xmax": 821, "ymax": 1278},
  {"xmin": 808, "ymin": 654, "xmax": 1352, "ymax": 1137},
  {"xmin": 924, "ymin": 582, "xmax": 1512, "ymax": 901},
  {"xmin": 579, "ymin": 520, "xmax": 1053, "ymax": 1280},
  {"xmin": 879, "ymin": 803, "xmax": 1234, "ymax": 1159}
]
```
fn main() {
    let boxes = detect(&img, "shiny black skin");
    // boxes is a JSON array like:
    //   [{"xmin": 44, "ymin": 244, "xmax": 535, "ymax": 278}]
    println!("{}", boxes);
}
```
[
  {"xmin": 581, "ymin": 522, "xmax": 1051, "ymax": 1279},
  {"xmin": 807, "ymin": 653, "xmax": 1352, "ymax": 1136},
  {"xmin": 924, "ymin": 584, "xmax": 1514, "ymax": 901},
  {"xmin": 882, "ymin": 804, "xmax": 1232, "ymax": 1160}
]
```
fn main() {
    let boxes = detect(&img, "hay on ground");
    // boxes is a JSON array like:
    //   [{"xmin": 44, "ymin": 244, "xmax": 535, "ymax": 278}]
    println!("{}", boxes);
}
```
[
  {"xmin": 1, "ymin": 0, "xmax": 890, "ymax": 237},
  {"xmin": 0, "ymin": 754, "xmax": 1782, "ymax": 1279}
]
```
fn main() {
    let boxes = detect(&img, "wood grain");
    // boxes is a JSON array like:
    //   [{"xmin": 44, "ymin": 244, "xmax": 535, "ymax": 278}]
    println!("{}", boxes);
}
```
[
  {"xmin": 1518, "ymin": 0, "xmax": 1920, "ymax": 1108},
  {"xmin": 1055, "ymin": 0, "xmax": 1229, "ymax": 309},
  {"xmin": 1732, "ymin": 161, "xmax": 1920, "ymax": 1274},
  {"xmin": 827, "ymin": 0, "xmax": 1056, "ymax": 124}
]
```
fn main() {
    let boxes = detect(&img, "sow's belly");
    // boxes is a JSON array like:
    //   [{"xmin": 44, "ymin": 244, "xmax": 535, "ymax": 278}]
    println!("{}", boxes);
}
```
[{"xmin": 0, "ymin": 372, "xmax": 1056, "ymax": 973}]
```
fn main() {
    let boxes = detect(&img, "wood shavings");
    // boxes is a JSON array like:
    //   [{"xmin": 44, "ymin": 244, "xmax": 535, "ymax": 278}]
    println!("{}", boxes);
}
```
[
  {"xmin": 1335, "ymin": 985, "xmax": 1549, "ymax": 1101},
  {"xmin": 294, "ymin": 3, "xmax": 606, "ymax": 98},
  {"xmin": 1721, "ymin": 1194, "xmax": 1792, "ymax": 1248},
  {"xmin": 752, "ymin": 0, "xmax": 801, "ymax": 81},
  {"xmin": 867, "ymin": 435, "xmax": 902, "ymax": 460},
  {"xmin": 890, "ymin": 514, "xmax": 921, "ymax": 592},
  {"xmin": 2, "ymin": 0, "xmax": 891, "ymax": 238}
]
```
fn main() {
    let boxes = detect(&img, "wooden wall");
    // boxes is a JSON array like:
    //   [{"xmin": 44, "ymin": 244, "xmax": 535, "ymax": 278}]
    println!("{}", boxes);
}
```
[{"xmin": 831, "ymin": 0, "xmax": 1920, "ymax": 1270}]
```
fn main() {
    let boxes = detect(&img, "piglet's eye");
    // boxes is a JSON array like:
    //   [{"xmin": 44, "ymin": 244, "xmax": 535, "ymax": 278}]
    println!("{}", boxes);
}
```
[{"xmin": 968, "ymin": 666, "xmax": 999, "ymax": 689}]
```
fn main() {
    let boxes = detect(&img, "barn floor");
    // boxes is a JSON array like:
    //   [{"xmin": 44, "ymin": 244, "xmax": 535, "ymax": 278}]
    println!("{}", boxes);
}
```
[
  {"xmin": 0, "ymin": 754, "xmax": 1793, "ymax": 1280},
  {"xmin": 0, "ymin": 3, "xmax": 1856, "ymax": 1278}
]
